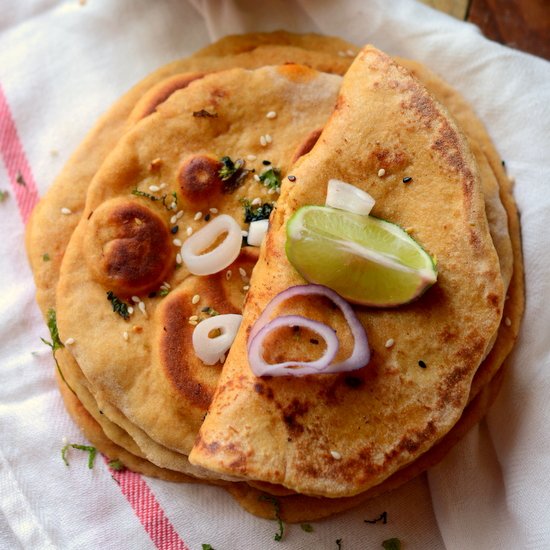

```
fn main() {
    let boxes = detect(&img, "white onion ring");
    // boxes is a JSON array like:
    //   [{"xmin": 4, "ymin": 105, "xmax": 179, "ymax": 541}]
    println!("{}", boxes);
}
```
[
  {"xmin": 192, "ymin": 314, "xmax": 243, "ymax": 365},
  {"xmin": 248, "ymin": 315, "xmax": 340, "ymax": 376},
  {"xmin": 326, "ymin": 178, "xmax": 375, "ymax": 216},
  {"xmin": 247, "ymin": 284, "xmax": 370, "ymax": 377},
  {"xmin": 181, "ymin": 214, "xmax": 242, "ymax": 275}
]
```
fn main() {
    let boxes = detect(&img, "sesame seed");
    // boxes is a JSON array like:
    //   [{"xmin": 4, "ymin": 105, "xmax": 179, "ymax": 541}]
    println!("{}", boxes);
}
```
[
  {"xmin": 338, "ymin": 51, "xmax": 346, "ymax": 57},
  {"xmin": 159, "ymin": 182, "xmax": 168, "ymax": 189},
  {"xmin": 253, "ymin": 174, "xmax": 261, "ymax": 182},
  {"xmin": 267, "ymin": 188, "xmax": 276, "ymax": 195},
  {"xmin": 251, "ymin": 197, "xmax": 262, "ymax": 206},
  {"xmin": 60, "ymin": 207, "xmax": 72, "ymax": 215},
  {"xmin": 241, "ymin": 230, "xmax": 249, "ymax": 237},
  {"xmin": 171, "ymin": 203, "xmax": 178, "ymax": 210},
  {"xmin": 378, "ymin": 168, "xmax": 386, "ymax": 177},
  {"xmin": 243, "ymin": 285, "xmax": 250, "ymax": 291},
  {"xmin": 385, "ymin": 338, "xmax": 395, "ymax": 348},
  {"xmin": 176, "ymin": 210, "xmax": 184, "ymax": 219},
  {"xmin": 260, "ymin": 135, "xmax": 267, "ymax": 147},
  {"xmin": 170, "ymin": 215, "xmax": 177, "ymax": 224},
  {"xmin": 287, "ymin": 175, "xmax": 296, "ymax": 182},
  {"xmin": 265, "ymin": 134, "xmax": 272, "ymax": 144},
  {"xmin": 347, "ymin": 49, "xmax": 355, "ymax": 57},
  {"xmin": 330, "ymin": 450, "xmax": 342, "ymax": 460},
  {"xmin": 192, "ymin": 294, "xmax": 200, "ymax": 304},
  {"xmin": 64, "ymin": 338, "xmax": 75, "ymax": 346},
  {"xmin": 127, "ymin": 306, "xmax": 134, "ymax": 314},
  {"xmin": 186, "ymin": 227, "xmax": 193, "ymax": 236},
  {"xmin": 266, "ymin": 111, "xmax": 277, "ymax": 119},
  {"xmin": 225, "ymin": 270, "xmax": 232, "ymax": 280},
  {"xmin": 172, "ymin": 238, "xmax": 182, "ymax": 247},
  {"xmin": 239, "ymin": 267, "xmax": 247, "ymax": 278},
  {"xmin": 131, "ymin": 296, "xmax": 140, "ymax": 303},
  {"xmin": 188, "ymin": 319, "xmax": 198, "ymax": 326},
  {"xmin": 176, "ymin": 253, "xmax": 182, "ymax": 265},
  {"xmin": 163, "ymin": 281, "xmax": 171, "ymax": 288},
  {"xmin": 247, "ymin": 155, "xmax": 257, "ymax": 161},
  {"xmin": 189, "ymin": 315, "xmax": 199, "ymax": 322},
  {"xmin": 505, "ymin": 317, "xmax": 512, "ymax": 327},
  {"xmin": 209, "ymin": 207, "xmax": 218, "ymax": 214},
  {"xmin": 148, "ymin": 185, "xmax": 160, "ymax": 192},
  {"xmin": 194, "ymin": 211, "xmax": 203, "ymax": 221},
  {"xmin": 138, "ymin": 301, "xmax": 148, "ymax": 318},
  {"xmin": 123, "ymin": 331, "xmax": 129, "ymax": 341}
]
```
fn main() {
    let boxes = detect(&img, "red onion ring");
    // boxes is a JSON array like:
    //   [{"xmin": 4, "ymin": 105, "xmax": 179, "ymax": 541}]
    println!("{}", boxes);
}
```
[
  {"xmin": 248, "ymin": 315, "xmax": 340, "ymax": 377},
  {"xmin": 247, "ymin": 284, "xmax": 370, "ymax": 377}
]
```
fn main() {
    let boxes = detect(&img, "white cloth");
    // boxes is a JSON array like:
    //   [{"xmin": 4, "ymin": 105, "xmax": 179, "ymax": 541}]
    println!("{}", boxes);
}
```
[{"xmin": 1, "ymin": 0, "xmax": 549, "ymax": 548}]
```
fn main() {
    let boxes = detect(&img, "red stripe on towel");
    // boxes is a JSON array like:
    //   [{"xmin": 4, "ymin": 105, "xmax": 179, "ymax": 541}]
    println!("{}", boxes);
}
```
[
  {"xmin": 110, "ymin": 466, "xmax": 190, "ymax": 550},
  {"xmin": 0, "ymin": 85, "xmax": 40, "ymax": 222},
  {"xmin": 1, "ymin": 83, "xmax": 189, "ymax": 550}
]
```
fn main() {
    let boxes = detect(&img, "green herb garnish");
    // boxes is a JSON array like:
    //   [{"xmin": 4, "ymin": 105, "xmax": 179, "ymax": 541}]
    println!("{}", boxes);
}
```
[
  {"xmin": 42, "ymin": 253, "xmax": 51, "ymax": 262},
  {"xmin": 219, "ymin": 156, "xmax": 244, "ymax": 180},
  {"xmin": 242, "ymin": 199, "xmax": 274, "ymax": 223},
  {"xmin": 61, "ymin": 443, "xmax": 97, "ymax": 469},
  {"xmin": 382, "ymin": 539, "xmax": 401, "ymax": 550},
  {"xmin": 259, "ymin": 167, "xmax": 281, "ymax": 191},
  {"xmin": 108, "ymin": 458, "xmax": 125, "ymax": 471},
  {"xmin": 132, "ymin": 188, "xmax": 160, "ymax": 201},
  {"xmin": 336, "ymin": 539, "xmax": 343, "ymax": 549},
  {"xmin": 106, "ymin": 291, "xmax": 130, "ymax": 320},
  {"xmin": 259, "ymin": 495, "xmax": 284, "ymax": 542},
  {"xmin": 365, "ymin": 511, "xmax": 387, "ymax": 524},
  {"xmin": 201, "ymin": 545, "xmax": 215, "ymax": 550},
  {"xmin": 201, "ymin": 306, "xmax": 219, "ymax": 317},
  {"xmin": 16, "ymin": 171, "xmax": 27, "ymax": 186},
  {"xmin": 162, "ymin": 191, "xmax": 178, "ymax": 211},
  {"xmin": 0, "ymin": 190, "xmax": 9, "ymax": 202},
  {"xmin": 159, "ymin": 288, "xmax": 171, "ymax": 297},
  {"xmin": 300, "ymin": 523, "xmax": 314, "ymax": 533}
]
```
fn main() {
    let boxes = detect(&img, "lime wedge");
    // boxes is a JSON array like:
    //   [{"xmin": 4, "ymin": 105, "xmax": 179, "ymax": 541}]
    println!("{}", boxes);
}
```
[{"xmin": 285, "ymin": 206, "xmax": 437, "ymax": 307}]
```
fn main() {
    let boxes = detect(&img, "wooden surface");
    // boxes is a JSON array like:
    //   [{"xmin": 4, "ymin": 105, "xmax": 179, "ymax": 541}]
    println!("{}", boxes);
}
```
[{"xmin": 419, "ymin": 0, "xmax": 550, "ymax": 60}]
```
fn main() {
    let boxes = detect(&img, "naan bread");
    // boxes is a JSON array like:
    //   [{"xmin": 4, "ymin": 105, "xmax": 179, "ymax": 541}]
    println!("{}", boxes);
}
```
[{"xmin": 189, "ymin": 46, "xmax": 506, "ymax": 497}]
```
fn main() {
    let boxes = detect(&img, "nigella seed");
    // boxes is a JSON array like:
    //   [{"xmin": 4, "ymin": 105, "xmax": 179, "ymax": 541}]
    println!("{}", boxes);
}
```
[
  {"xmin": 262, "ymin": 160, "xmax": 271, "ymax": 165},
  {"xmin": 204, "ymin": 213, "xmax": 211, "ymax": 221},
  {"xmin": 171, "ymin": 226, "xmax": 179, "ymax": 234},
  {"xmin": 418, "ymin": 360, "xmax": 427, "ymax": 369},
  {"xmin": 148, "ymin": 291, "xmax": 157, "ymax": 298},
  {"xmin": 403, "ymin": 177, "xmax": 412, "ymax": 183}
]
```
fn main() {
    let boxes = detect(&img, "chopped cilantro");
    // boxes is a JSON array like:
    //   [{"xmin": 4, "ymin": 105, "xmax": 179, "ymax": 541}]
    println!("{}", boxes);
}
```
[
  {"xmin": 201, "ymin": 545, "xmax": 215, "ymax": 550},
  {"xmin": 162, "ymin": 191, "xmax": 178, "ymax": 211},
  {"xmin": 107, "ymin": 291, "xmax": 130, "ymax": 320},
  {"xmin": 259, "ymin": 167, "xmax": 281, "ymax": 191},
  {"xmin": 219, "ymin": 156, "xmax": 248, "ymax": 193},
  {"xmin": 0, "ymin": 190, "xmax": 8, "ymax": 202},
  {"xmin": 132, "ymin": 188, "xmax": 160, "ymax": 201},
  {"xmin": 42, "ymin": 253, "xmax": 51, "ymax": 262},
  {"xmin": 16, "ymin": 171, "xmax": 27, "ymax": 186},
  {"xmin": 382, "ymin": 539, "xmax": 401, "ymax": 550},
  {"xmin": 365, "ymin": 511, "xmax": 388, "ymax": 524},
  {"xmin": 242, "ymin": 199, "xmax": 274, "ymax": 223},
  {"xmin": 61, "ymin": 443, "xmax": 97, "ymax": 469},
  {"xmin": 159, "ymin": 287, "xmax": 171, "ymax": 297},
  {"xmin": 108, "ymin": 458, "xmax": 125, "ymax": 471},
  {"xmin": 300, "ymin": 523, "xmax": 314, "ymax": 533},
  {"xmin": 259, "ymin": 495, "xmax": 284, "ymax": 541},
  {"xmin": 336, "ymin": 539, "xmax": 343, "ymax": 549},
  {"xmin": 200, "ymin": 306, "xmax": 219, "ymax": 317}
]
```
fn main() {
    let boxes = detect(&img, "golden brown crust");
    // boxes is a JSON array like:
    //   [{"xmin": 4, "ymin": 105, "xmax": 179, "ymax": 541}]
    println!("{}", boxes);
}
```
[{"xmin": 178, "ymin": 155, "xmax": 225, "ymax": 208}]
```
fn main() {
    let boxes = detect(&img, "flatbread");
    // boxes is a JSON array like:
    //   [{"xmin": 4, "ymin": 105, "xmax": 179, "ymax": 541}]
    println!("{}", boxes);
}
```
[{"xmin": 189, "ymin": 46, "xmax": 506, "ymax": 498}]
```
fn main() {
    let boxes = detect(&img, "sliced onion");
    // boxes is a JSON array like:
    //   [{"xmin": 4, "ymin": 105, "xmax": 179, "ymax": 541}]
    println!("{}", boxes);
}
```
[
  {"xmin": 181, "ymin": 214, "xmax": 242, "ymax": 275},
  {"xmin": 247, "ymin": 284, "xmax": 370, "ymax": 377},
  {"xmin": 192, "ymin": 314, "xmax": 243, "ymax": 365},
  {"xmin": 247, "ymin": 219, "xmax": 269, "ymax": 247},
  {"xmin": 326, "ymin": 178, "xmax": 375, "ymax": 216},
  {"xmin": 248, "ymin": 315, "xmax": 340, "ymax": 376}
]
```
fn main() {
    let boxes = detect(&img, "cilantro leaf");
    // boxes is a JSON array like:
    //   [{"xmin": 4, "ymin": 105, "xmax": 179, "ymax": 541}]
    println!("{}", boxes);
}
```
[
  {"xmin": 242, "ymin": 199, "xmax": 274, "ymax": 223},
  {"xmin": 0, "ymin": 190, "xmax": 9, "ymax": 202},
  {"xmin": 107, "ymin": 291, "xmax": 130, "ymax": 320},
  {"xmin": 382, "ymin": 538, "xmax": 401, "ymax": 550},
  {"xmin": 300, "ymin": 523, "xmax": 314, "ymax": 533},
  {"xmin": 108, "ymin": 458, "xmax": 125, "ymax": 471},
  {"xmin": 131, "ymin": 188, "xmax": 160, "ymax": 201},
  {"xmin": 61, "ymin": 443, "xmax": 97, "ymax": 469},
  {"xmin": 40, "ymin": 308, "xmax": 64, "ymax": 351},
  {"xmin": 42, "ymin": 253, "xmax": 51, "ymax": 262},
  {"xmin": 201, "ymin": 545, "xmax": 215, "ymax": 550},
  {"xmin": 259, "ymin": 167, "xmax": 281, "ymax": 191},
  {"xmin": 259, "ymin": 495, "xmax": 284, "ymax": 541},
  {"xmin": 219, "ymin": 156, "xmax": 243, "ymax": 181}
]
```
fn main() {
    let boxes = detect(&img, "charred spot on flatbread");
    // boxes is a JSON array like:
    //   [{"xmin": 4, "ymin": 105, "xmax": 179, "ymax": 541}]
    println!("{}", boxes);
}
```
[
  {"xmin": 83, "ymin": 198, "xmax": 173, "ymax": 296},
  {"xmin": 178, "ymin": 155, "xmax": 224, "ymax": 208}
]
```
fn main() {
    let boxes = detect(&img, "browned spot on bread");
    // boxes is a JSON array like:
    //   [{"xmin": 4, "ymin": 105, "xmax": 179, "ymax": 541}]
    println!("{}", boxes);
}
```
[
  {"xmin": 369, "ymin": 145, "xmax": 410, "ymax": 171},
  {"xmin": 281, "ymin": 398, "xmax": 309, "ymax": 437},
  {"xmin": 130, "ymin": 72, "xmax": 205, "ymax": 123},
  {"xmin": 276, "ymin": 63, "xmax": 317, "ymax": 83},
  {"xmin": 84, "ymin": 199, "xmax": 172, "ymax": 296},
  {"xmin": 291, "ymin": 128, "xmax": 322, "ymax": 163},
  {"xmin": 178, "ymin": 155, "xmax": 224, "ymax": 208}
]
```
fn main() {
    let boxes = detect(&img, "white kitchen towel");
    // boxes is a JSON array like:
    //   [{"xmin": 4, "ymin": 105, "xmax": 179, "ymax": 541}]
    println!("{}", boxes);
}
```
[{"xmin": 1, "ymin": 0, "xmax": 549, "ymax": 548}]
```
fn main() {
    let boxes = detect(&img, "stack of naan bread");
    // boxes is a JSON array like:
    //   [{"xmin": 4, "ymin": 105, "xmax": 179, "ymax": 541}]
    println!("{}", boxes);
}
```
[{"xmin": 26, "ymin": 32, "xmax": 524, "ymax": 522}]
